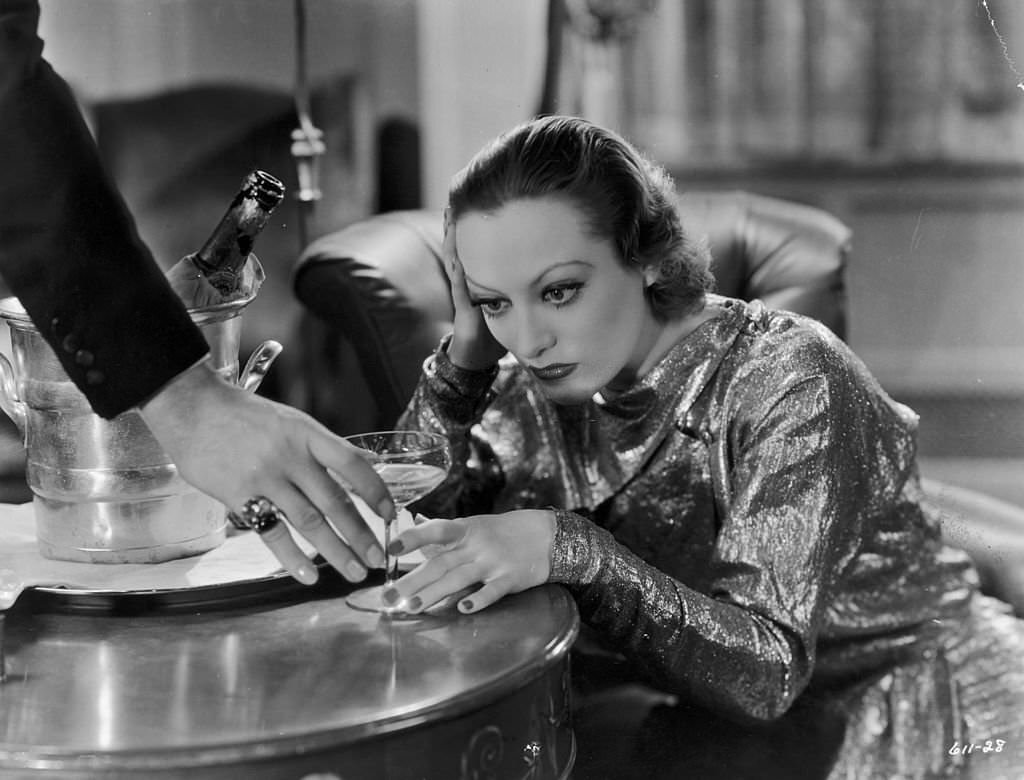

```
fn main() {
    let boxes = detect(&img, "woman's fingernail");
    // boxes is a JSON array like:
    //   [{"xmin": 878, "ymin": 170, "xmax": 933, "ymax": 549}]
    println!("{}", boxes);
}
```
[
  {"xmin": 296, "ymin": 563, "xmax": 319, "ymax": 585},
  {"xmin": 459, "ymin": 599, "xmax": 474, "ymax": 612},
  {"xmin": 408, "ymin": 596, "xmax": 422, "ymax": 611},
  {"xmin": 367, "ymin": 546, "xmax": 385, "ymax": 568},
  {"xmin": 382, "ymin": 588, "xmax": 399, "ymax": 605},
  {"xmin": 387, "ymin": 539, "xmax": 404, "ymax": 555},
  {"xmin": 346, "ymin": 561, "xmax": 367, "ymax": 581}
]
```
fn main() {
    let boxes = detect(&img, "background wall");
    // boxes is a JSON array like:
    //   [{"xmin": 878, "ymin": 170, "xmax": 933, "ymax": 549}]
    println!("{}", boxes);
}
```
[
  {"xmin": 37, "ymin": 0, "xmax": 419, "ymax": 364},
  {"xmin": 39, "ymin": 0, "xmax": 418, "ymax": 110},
  {"xmin": 416, "ymin": 0, "xmax": 548, "ymax": 209}
]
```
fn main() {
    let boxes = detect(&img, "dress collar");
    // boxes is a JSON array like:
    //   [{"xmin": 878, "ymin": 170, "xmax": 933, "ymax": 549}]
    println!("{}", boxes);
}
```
[
  {"xmin": 561, "ymin": 295, "xmax": 755, "ymax": 503},
  {"xmin": 595, "ymin": 295, "xmax": 748, "ymax": 420}
]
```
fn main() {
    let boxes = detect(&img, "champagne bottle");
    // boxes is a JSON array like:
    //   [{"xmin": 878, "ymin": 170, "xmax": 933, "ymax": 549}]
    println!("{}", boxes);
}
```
[{"xmin": 166, "ymin": 170, "xmax": 286, "ymax": 306}]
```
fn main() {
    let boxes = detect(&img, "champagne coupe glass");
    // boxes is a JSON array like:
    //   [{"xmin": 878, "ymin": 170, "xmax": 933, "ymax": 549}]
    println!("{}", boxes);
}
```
[{"xmin": 344, "ymin": 430, "xmax": 451, "ymax": 615}]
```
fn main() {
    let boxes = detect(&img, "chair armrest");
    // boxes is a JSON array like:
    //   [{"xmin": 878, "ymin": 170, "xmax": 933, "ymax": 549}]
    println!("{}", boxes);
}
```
[{"xmin": 924, "ymin": 476, "xmax": 1024, "ymax": 616}]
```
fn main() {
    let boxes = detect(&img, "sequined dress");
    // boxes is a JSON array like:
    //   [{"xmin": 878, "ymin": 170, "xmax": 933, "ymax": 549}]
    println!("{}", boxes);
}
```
[{"xmin": 399, "ymin": 295, "xmax": 1024, "ymax": 779}]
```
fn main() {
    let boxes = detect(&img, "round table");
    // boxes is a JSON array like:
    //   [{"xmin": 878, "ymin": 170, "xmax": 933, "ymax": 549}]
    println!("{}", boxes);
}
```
[{"xmin": 0, "ymin": 578, "xmax": 578, "ymax": 779}]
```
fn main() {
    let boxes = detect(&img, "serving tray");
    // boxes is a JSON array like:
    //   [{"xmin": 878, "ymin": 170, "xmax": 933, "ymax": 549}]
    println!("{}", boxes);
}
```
[{"xmin": 1, "ymin": 502, "xmax": 412, "ymax": 615}]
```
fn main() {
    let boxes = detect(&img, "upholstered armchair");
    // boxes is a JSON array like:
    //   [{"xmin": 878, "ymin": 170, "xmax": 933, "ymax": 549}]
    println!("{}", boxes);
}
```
[{"xmin": 291, "ymin": 190, "xmax": 1024, "ymax": 614}]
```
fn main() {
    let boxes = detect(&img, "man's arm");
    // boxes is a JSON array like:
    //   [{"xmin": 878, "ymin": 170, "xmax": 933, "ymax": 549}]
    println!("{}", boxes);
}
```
[{"xmin": 0, "ymin": 0, "xmax": 208, "ymax": 418}]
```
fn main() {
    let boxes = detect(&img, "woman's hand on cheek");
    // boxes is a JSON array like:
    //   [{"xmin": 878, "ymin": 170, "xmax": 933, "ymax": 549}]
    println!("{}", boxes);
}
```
[
  {"xmin": 443, "ymin": 208, "xmax": 507, "ymax": 371},
  {"xmin": 382, "ymin": 509, "xmax": 556, "ymax": 614}
]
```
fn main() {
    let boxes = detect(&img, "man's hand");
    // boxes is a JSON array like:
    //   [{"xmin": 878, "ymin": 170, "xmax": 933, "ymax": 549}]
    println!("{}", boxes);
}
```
[{"xmin": 140, "ymin": 360, "xmax": 393, "ymax": 584}]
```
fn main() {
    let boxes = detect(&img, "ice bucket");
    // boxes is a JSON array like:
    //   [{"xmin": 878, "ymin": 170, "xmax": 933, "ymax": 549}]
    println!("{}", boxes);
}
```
[{"xmin": 0, "ymin": 263, "xmax": 271, "ymax": 564}]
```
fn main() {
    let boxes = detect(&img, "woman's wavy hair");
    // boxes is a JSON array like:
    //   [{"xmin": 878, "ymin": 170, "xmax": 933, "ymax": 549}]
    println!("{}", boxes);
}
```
[{"xmin": 448, "ymin": 115, "xmax": 714, "ymax": 320}]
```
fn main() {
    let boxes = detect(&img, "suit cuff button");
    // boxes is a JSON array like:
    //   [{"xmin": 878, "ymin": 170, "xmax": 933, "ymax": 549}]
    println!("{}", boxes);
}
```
[
  {"xmin": 74, "ymin": 349, "xmax": 95, "ymax": 367},
  {"xmin": 61, "ymin": 334, "xmax": 80, "ymax": 353},
  {"xmin": 85, "ymin": 369, "xmax": 105, "ymax": 386}
]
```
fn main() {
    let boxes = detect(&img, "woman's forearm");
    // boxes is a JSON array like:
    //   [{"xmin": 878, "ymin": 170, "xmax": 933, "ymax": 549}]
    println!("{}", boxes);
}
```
[
  {"xmin": 550, "ymin": 509, "xmax": 810, "ymax": 723},
  {"xmin": 397, "ymin": 340, "xmax": 503, "ymax": 517}
]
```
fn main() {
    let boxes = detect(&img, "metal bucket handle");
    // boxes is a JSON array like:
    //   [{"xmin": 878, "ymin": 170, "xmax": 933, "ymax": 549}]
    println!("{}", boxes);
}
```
[
  {"xmin": 0, "ymin": 353, "xmax": 26, "ymax": 440},
  {"xmin": 239, "ymin": 340, "xmax": 283, "ymax": 394}
]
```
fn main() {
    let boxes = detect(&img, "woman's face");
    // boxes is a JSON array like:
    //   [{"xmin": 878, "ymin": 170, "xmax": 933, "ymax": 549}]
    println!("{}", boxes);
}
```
[{"xmin": 456, "ymin": 196, "xmax": 661, "ymax": 404}]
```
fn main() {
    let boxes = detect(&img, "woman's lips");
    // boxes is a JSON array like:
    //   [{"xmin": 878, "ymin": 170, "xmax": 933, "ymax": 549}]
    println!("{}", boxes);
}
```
[{"xmin": 529, "ymin": 363, "xmax": 577, "ymax": 381}]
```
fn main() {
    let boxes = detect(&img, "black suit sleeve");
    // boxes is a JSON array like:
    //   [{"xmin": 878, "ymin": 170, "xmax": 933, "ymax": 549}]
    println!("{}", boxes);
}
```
[{"xmin": 0, "ymin": 0, "xmax": 208, "ymax": 418}]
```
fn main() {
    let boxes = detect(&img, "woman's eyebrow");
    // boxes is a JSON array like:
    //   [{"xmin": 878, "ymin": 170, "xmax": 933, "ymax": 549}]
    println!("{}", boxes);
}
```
[
  {"xmin": 530, "ymin": 260, "xmax": 593, "ymax": 287},
  {"xmin": 465, "ymin": 259, "xmax": 593, "ymax": 294}
]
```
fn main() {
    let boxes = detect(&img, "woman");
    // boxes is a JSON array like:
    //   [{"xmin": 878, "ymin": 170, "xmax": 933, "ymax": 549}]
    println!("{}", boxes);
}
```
[{"xmin": 384, "ymin": 116, "xmax": 1024, "ymax": 778}]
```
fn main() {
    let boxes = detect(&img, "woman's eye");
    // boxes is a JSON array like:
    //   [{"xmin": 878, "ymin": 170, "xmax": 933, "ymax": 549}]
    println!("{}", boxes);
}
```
[
  {"xmin": 476, "ymin": 299, "xmax": 509, "ymax": 317},
  {"xmin": 543, "ymin": 283, "xmax": 582, "ymax": 307}
]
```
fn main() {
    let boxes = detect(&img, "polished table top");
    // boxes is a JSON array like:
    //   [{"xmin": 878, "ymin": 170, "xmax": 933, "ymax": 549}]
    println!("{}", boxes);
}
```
[{"xmin": 0, "ymin": 576, "xmax": 578, "ymax": 776}]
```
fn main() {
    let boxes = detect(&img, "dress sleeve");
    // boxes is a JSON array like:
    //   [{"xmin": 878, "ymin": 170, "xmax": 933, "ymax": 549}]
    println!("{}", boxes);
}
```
[
  {"xmin": 0, "ymin": 0, "xmax": 208, "ymax": 419},
  {"xmin": 396, "ymin": 337, "xmax": 504, "ymax": 517},
  {"xmin": 549, "ymin": 370, "xmax": 866, "ymax": 723}
]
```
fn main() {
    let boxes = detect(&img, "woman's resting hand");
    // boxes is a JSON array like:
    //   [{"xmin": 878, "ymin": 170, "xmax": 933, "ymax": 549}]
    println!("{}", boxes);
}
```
[
  {"xmin": 140, "ymin": 360, "xmax": 392, "ymax": 585},
  {"xmin": 382, "ymin": 509, "xmax": 556, "ymax": 614}
]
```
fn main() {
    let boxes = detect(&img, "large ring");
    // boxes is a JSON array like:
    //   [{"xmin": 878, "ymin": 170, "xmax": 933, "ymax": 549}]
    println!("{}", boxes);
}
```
[{"xmin": 228, "ymin": 495, "xmax": 286, "ymax": 535}]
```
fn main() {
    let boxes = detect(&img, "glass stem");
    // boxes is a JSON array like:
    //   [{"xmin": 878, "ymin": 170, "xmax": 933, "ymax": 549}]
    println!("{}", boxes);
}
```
[{"xmin": 383, "ymin": 507, "xmax": 402, "ymax": 587}]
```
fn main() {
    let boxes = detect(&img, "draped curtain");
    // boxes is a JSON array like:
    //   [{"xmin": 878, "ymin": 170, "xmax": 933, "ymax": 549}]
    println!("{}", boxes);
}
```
[{"xmin": 557, "ymin": 0, "xmax": 1024, "ymax": 169}]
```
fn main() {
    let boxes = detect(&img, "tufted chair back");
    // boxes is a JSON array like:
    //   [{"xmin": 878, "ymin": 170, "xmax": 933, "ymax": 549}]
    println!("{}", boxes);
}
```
[{"xmin": 292, "ymin": 190, "xmax": 850, "ymax": 433}]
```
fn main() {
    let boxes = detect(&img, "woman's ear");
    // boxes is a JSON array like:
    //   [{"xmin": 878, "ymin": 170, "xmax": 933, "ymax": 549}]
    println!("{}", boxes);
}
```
[{"xmin": 642, "ymin": 263, "xmax": 659, "ymax": 288}]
